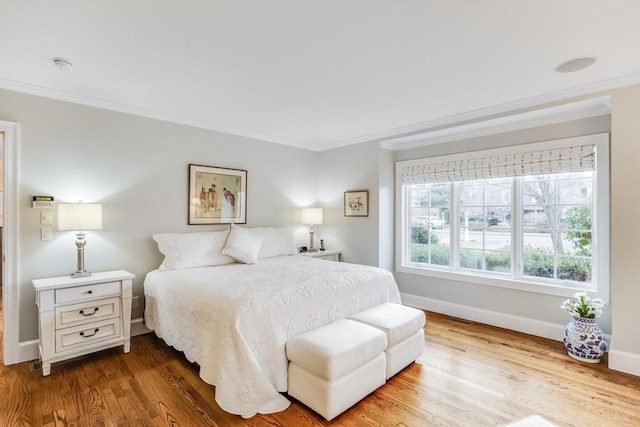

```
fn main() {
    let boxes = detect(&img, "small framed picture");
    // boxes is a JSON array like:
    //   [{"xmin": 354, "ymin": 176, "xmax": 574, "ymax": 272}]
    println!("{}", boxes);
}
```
[
  {"xmin": 344, "ymin": 190, "xmax": 369, "ymax": 217},
  {"xmin": 189, "ymin": 164, "xmax": 247, "ymax": 224}
]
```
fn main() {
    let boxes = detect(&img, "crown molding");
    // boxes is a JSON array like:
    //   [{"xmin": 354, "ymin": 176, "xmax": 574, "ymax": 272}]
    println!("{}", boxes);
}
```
[
  {"xmin": 1, "ymin": 73, "xmax": 637, "ymax": 152},
  {"xmin": 380, "ymin": 96, "xmax": 612, "ymax": 151},
  {"xmin": 0, "ymin": 78, "xmax": 308, "ymax": 150},
  {"xmin": 331, "ymin": 73, "xmax": 637, "ymax": 152}
]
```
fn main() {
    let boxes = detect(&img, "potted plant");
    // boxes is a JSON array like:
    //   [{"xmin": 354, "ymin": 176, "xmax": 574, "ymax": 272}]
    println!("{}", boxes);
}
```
[{"xmin": 560, "ymin": 292, "xmax": 607, "ymax": 363}]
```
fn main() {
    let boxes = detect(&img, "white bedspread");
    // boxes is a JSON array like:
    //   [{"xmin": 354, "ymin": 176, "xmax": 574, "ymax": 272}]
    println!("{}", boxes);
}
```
[{"xmin": 143, "ymin": 255, "xmax": 401, "ymax": 418}]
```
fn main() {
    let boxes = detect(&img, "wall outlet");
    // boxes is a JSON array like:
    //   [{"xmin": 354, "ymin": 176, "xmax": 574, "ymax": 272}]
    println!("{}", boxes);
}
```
[
  {"xmin": 131, "ymin": 296, "xmax": 139, "ymax": 308},
  {"xmin": 41, "ymin": 228, "xmax": 52, "ymax": 241}
]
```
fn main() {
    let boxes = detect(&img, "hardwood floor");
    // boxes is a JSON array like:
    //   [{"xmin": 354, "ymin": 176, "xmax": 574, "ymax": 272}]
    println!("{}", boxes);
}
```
[{"xmin": 1, "ymin": 311, "xmax": 639, "ymax": 426}]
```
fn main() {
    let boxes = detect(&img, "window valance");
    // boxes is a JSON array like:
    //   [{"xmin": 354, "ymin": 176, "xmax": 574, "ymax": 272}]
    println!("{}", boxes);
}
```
[{"xmin": 399, "ymin": 143, "xmax": 596, "ymax": 185}]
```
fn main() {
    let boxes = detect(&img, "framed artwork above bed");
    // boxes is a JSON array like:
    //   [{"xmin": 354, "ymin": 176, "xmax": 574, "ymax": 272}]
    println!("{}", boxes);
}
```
[{"xmin": 189, "ymin": 164, "xmax": 247, "ymax": 224}]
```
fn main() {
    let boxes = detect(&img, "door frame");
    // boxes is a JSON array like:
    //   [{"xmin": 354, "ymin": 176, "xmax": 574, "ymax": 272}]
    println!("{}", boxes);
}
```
[{"xmin": 1, "ymin": 120, "xmax": 19, "ymax": 365}]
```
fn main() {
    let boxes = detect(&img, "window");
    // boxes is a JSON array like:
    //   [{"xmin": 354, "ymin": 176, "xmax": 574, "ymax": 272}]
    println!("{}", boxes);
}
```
[
  {"xmin": 396, "ymin": 134, "xmax": 609, "ymax": 298},
  {"xmin": 459, "ymin": 178, "xmax": 512, "ymax": 273},
  {"xmin": 521, "ymin": 172, "xmax": 593, "ymax": 282},
  {"xmin": 408, "ymin": 183, "xmax": 451, "ymax": 266}
]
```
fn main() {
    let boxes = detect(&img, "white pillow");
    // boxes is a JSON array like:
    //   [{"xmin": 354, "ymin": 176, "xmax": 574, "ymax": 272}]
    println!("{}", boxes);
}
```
[
  {"xmin": 153, "ymin": 230, "xmax": 236, "ymax": 270},
  {"xmin": 222, "ymin": 224, "xmax": 264, "ymax": 264},
  {"xmin": 249, "ymin": 227, "xmax": 298, "ymax": 259}
]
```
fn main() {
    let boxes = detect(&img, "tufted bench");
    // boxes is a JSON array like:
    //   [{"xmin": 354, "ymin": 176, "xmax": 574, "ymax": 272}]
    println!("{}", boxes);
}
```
[
  {"xmin": 286, "ymin": 318, "xmax": 387, "ymax": 421},
  {"xmin": 349, "ymin": 303, "xmax": 425, "ymax": 379}
]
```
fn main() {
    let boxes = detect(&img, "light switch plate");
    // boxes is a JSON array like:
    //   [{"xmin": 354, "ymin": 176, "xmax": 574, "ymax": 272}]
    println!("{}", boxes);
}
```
[
  {"xmin": 41, "ymin": 228, "xmax": 52, "ymax": 241},
  {"xmin": 41, "ymin": 211, "xmax": 53, "ymax": 225}
]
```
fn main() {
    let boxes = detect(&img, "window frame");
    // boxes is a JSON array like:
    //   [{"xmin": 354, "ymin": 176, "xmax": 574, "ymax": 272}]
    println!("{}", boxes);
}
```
[{"xmin": 395, "ymin": 133, "xmax": 610, "ymax": 301}]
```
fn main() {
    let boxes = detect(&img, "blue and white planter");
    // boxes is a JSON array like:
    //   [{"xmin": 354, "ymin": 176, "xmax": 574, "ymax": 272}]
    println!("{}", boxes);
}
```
[{"xmin": 563, "ymin": 315, "xmax": 608, "ymax": 363}]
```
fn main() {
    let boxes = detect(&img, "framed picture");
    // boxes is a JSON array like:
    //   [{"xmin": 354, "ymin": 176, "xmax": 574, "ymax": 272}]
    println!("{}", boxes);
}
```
[
  {"xmin": 188, "ymin": 164, "xmax": 247, "ymax": 224},
  {"xmin": 344, "ymin": 190, "xmax": 369, "ymax": 217}
]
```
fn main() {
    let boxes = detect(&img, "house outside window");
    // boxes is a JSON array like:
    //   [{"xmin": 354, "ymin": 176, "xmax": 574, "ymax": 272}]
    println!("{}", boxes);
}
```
[{"xmin": 396, "ymin": 133, "xmax": 609, "ymax": 299}]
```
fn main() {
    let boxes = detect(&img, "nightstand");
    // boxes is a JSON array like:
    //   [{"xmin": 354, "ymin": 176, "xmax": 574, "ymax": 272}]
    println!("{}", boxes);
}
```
[
  {"xmin": 32, "ymin": 270, "xmax": 135, "ymax": 376},
  {"xmin": 299, "ymin": 250, "xmax": 341, "ymax": 262}
]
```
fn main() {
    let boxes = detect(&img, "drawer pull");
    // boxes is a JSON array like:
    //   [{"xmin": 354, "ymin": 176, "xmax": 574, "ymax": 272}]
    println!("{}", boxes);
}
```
[
  {"xmin": 79, "ymin": 307, "xmax": 99, "ymax": 316},
  {"xmin": 86, "ymin": 290, "xmax": 93, "ymax": 295},
  {"xmin": 80, "ymin": 328, "xmax": 99, "ymax": 338}
]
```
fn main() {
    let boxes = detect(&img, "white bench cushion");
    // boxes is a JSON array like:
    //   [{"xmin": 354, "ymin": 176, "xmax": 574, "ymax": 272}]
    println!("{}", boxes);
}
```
[
  {"xmin": 349, "ymin": 302, "xmax": 425, "ymax": 347},
  {"xmin": 286, "ymin": 318, "xmax": 387, "ymax": 380}
]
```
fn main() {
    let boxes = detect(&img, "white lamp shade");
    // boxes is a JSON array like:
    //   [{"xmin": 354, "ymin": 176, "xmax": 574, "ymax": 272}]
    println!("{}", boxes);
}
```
[
  {"xmin": 301, "ymin": 208, "xmax": 323, "ymax": 225},
  {"xmin": 58, "ymin": 203, "xmax": 103, "ymax": 231}
]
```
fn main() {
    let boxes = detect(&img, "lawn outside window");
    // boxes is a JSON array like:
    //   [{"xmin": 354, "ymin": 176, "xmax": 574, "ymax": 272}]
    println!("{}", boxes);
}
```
[{"xmin": 396, "ymin": 133, "xmax": 610, "ymax": 300}]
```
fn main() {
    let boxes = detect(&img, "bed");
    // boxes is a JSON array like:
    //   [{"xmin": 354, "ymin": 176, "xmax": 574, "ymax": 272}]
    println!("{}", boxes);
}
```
[{"xmin": 143, "ymin": 227, "xmax": 402, "ymax": 418}]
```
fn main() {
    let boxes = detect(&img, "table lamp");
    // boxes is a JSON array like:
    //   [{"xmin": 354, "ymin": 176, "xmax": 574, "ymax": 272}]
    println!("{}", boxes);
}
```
[
  {"xmin": 58, "ymin": 203, "xmax": 102, "ymax": 278},
  {"xmin": 301, "ymin": 208, "xmax": 323, "ymax": 252}
]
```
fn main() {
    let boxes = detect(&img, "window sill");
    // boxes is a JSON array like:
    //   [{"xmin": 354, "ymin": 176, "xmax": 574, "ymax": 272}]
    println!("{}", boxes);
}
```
[{"xmin": 396, "ymin": 263, "xmax": 607, "ymax": 301}]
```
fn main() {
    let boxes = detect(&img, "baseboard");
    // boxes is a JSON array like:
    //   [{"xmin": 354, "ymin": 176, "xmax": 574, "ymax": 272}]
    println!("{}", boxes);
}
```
[
  {"xmin": 13, "ymin": 318, "xmax": 151, "ymax": 365},
  {"xmin": 17, "ymin": 339, "xmax": 39, "ymax": 363},
  {"xmin": 608, "ymin": 348, "xmax": 640, "ymax": 377},
  {"xmin": 401, "ymin": 292, "xmax": 564, "ymax": 342},
  {"xmin": 131, "ymin": 317, "xmax": 151, "ymax": 336}
]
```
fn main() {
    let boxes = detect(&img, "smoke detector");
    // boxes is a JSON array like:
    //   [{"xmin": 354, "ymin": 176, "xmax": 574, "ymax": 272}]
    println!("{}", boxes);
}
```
[{"xmin": 52, "ymin": 57, "xmax": 73, "ymax": 71}]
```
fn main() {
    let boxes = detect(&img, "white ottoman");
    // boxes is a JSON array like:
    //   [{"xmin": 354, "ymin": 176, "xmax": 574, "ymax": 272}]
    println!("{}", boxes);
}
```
[
  {"xmin": 286, "ymin": 318, "xmax": 387, "ymax": 421},
  {"xmin": 349, "ymin": 303, "xmax": 425, "ymax": 379}
]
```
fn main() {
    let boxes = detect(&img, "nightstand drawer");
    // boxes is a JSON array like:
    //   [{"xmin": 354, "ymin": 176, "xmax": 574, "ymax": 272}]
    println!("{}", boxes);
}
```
[
  {"xmin": 313, "ymin": 254, "xmax": 338, "ymax": 261},
  {"xmin": 298, "ymin": 250, "xmax": 341, "ymax": 262},
  {"xmin": 56, "ymin": 318, "xmax": 121, "ymax": 353},
  {"xmin": 55, "ymin": 281, "xmax": 120, "ymax": 304},
  {"xmin": 55, "ymin": 297, "xmax": 121, "ymax": 329}
]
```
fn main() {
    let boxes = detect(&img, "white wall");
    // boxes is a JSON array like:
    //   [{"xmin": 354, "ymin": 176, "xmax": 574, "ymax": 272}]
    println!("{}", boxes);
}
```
[
  {"xmin": 317, "ymin": 142, "xmax": 390, "ymax": 266},
  {"xmin": 608, "ymin": 85, "xmax": 640, "ymax": 374},
  {"xmin": 0, "ymin": 89, "xmax": 319, "ymax": 342},
  {"xmin": 378, "ymin": 147, "xmax": 395, "ymax": 271}
]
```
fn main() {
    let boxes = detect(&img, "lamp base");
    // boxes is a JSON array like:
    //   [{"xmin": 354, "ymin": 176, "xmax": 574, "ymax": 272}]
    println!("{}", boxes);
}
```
[
  {"xmin": 70, "ymin": 270, "xmax": 92, "ymax": 278},
  {"xmin": 71, "ymin": 232, "xmax": 92, "ymax": 278},
  {"xmin": 308, "ymin": 225, "xmax": 317, "ymax": 252}
]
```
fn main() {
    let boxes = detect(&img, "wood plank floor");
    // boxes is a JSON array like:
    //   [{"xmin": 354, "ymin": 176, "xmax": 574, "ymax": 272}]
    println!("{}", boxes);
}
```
[{"xmin": 1, "ymin": 310, "xmax": 639, "ymax": 426}]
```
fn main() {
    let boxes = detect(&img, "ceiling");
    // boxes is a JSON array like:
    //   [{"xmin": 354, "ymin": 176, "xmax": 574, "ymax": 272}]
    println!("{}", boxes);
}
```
[{"xmin": 1, "ymin": 1, "xmax": 639, "ymax": 151}]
